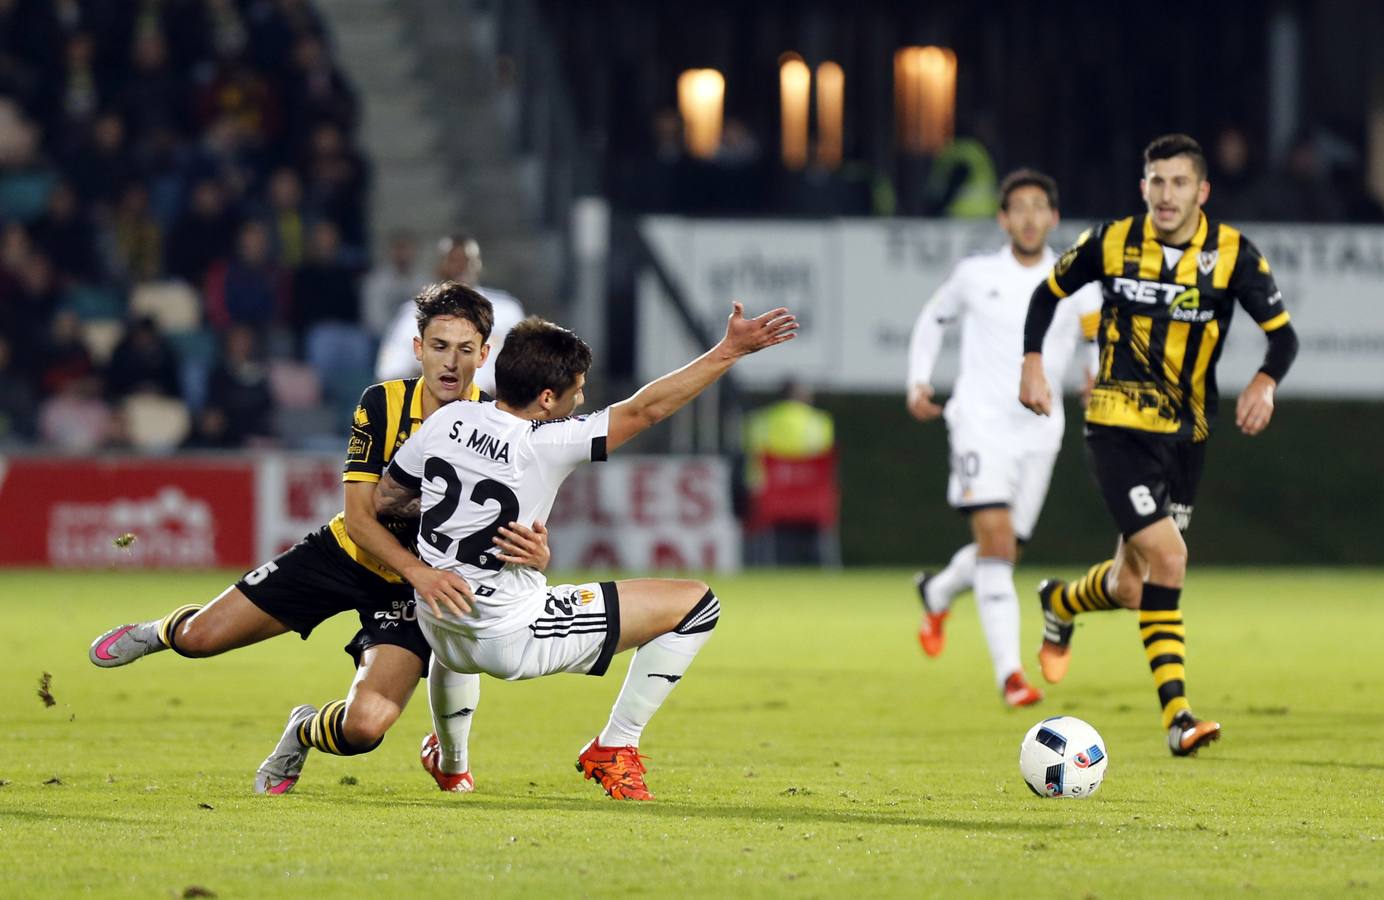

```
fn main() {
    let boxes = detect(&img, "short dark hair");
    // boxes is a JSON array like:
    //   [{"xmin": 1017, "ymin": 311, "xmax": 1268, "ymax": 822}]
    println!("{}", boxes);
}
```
[
  {"xmin": 1144, "ymin": 133, "xmax": 1207, "ymax": 179},
  {"xmin": 495, "ymin": 317, "xmax": 592, "ymax": 407},
  {"xmin": 998, "ymin": 168, "xmax": 1058, "ymax": 210},
  {"xmin": 414, "ymin": 281, "xmax": 493, "ymax": 341}
]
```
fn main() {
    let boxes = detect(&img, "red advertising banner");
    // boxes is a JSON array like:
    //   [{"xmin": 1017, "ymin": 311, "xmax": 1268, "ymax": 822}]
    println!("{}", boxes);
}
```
[{"xmin": 0, "ymin": 457, "xmax": 256, "ymax": 568}]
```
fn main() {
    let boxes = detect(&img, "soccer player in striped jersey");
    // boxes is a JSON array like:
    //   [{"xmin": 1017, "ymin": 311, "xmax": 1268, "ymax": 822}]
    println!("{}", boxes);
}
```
[
  {"xmin": 88, "ymin": 284, "xmax": 549, "ymax": 792},
  {"xmin": 1020, "ymin": 134, "xmax": 1299, "ymax": 755},
  {"xmin": 907, "ymin": 170, "xmax": 1101, "ymax": 707}
]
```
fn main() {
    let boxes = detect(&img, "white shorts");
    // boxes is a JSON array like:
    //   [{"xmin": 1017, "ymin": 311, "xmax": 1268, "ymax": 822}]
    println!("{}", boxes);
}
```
[
  {"xmin": 419, "ymin": 581, "xmax": 621, "ymax": 681},
  {"xmin": 945, "ymin": 419, "xmax": 1058, "ymax": 541}
]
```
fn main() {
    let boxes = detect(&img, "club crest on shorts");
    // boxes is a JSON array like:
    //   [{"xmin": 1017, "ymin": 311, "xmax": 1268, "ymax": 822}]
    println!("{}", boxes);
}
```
[{"xmin": 577, "ymin": 589, "xmax": 597, "ymax": 605}]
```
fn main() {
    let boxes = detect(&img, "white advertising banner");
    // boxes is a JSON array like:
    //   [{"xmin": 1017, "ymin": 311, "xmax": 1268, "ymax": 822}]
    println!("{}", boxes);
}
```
[
  {"xmin": 546, "ymin": 456, "xmax": 740, "ymax": 573},
  {"xmin": 639, "ymin": 217, "xmax": 1384, "ymax": 397}
]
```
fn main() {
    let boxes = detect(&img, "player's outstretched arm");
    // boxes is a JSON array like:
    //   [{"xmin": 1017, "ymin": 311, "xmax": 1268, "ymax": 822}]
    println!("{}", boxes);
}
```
[
  {"xmin": 606, "ymin": 301, "xmax": 797, "ymax": 451},
  {"xmin": 352, "ymin": 474, "xmax": 474, "ymax": 617}
]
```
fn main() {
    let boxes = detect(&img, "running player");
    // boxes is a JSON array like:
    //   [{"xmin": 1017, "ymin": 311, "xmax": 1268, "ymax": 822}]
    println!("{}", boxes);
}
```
[
  {"xmin": 1020, "ymin": 134, "xmax": 1299, "ymax": 755},
  {"xmin": 372, "ymin": 303, "xmax": 797, "ymax": 800},
  {"xmin": 907, "ymin": 169, "xmax": 1100, "ymax": 707},
  {"xmin": 88, "ymin": 283, "xmax": 548, "ymax": 792}
]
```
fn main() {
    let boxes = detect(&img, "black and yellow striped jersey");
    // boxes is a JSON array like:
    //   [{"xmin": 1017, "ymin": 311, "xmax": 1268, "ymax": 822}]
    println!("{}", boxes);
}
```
[
  {"xmin": 328, "ymin": 377, "xmax": 483, "ymax": 581},
  {"xmin": 1043, "ymin": 211, "xmax": 1290, "ymax": 442}
]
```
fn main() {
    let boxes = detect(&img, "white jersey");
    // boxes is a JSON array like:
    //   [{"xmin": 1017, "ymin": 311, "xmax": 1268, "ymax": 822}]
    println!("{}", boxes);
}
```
[
  {"xmin": 388, "ymin": 401, "xmax": 610, "ymax": 637},
  {"xmin": 907, "ymin": 244, "xmax": 1101, "ymax": 451},
  {"xmin": 375, "ymin": 286, "xmax": 526, "ymax": 396}
]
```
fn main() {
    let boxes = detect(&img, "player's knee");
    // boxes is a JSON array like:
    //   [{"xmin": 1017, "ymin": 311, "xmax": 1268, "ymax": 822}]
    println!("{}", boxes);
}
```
[
  {"xmin": 671, "ymin": 583, "xmax": 719, "ymax": 636},
  {"xmin": 342, "ymin": 703, "xmax": 397, "ymax": 748},
  {"xmin": 1149, "ymin": 544, "xmax": 1188, "ymax": 581}
]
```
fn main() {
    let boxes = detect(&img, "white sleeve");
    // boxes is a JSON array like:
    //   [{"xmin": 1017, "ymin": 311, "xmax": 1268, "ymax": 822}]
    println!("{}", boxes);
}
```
[
  {"xmin": 906, "ymin": 266, "xmax": 966, "ymax": 389},
  {"xmin": 527, "ymin": 408, "xmax": 611, "ymax": 475},
  {"xmin": 375, "ymin": 301, "xmax": 421, "ymax": 381},
  {"xmin": 385, "ymin": 416, "xmax": 430, "ymax": 491}
]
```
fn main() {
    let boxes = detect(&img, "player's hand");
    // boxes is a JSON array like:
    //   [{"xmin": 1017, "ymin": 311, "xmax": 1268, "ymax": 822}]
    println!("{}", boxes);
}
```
[
  {"xmin": 405, "ymin": 565, "xmax": 474, "ymax": 618},
  {"xmin": 1019, "ymin": 353, "xmax": 1052, "ymax": 416},
  {"xmin": 1080, "ymin": 372, "xmax": 1095, "ymax": 410},
  {"xmin": 493, "ymin": 520, "xmax": 550, "ymax": 570},
  {"xmin": 1235, "ymin": 371, "xmax": 1276, "ymax": 436},
  {"xmin": 907, "ymin": 383, "xmax": 943, "ymax": 421},
  {"xmin": 722, "ymin": 301, "xmax": 798, "ymax": 358}
]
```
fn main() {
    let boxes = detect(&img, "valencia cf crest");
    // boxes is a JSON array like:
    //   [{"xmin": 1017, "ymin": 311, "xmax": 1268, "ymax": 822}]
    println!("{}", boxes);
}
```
[{"xmin": 1197, "ymin": 250, "xmax": 1218, "ymax": 275}]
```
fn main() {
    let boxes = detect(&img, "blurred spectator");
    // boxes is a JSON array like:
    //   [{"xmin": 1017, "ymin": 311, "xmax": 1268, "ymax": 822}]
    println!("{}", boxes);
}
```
[
  {"xmin": 361, "ymin": 229, "xmax": 426, "ymax": 338},
  {"xmin": 0, "ymin": 334, "xmax": 37, "ymax": 443},
  {"xmin": 66, "ymin": 110, "xmax": 136, "ymax": 209},
  {"xmin": 204, "ymin": 220, "xmax": 289, "ymax": 331},
  {"xmin": 30, "ymin": 180, "xmax": 102, "ymax": 281},
  {"xmin": 282, "ymin": 34, "xmax": 357, "ymax": 143},
  {"xmin": 165, "ymin": 178, "xmax": 237, "ymax": 284},
  {"xmin": 15, "ymin": 251, "xmax": 62, "ymax": 346},
  {"xmin": 1252, "ymin": 133, "xmax": 1350, "ymax": 223},
  {"xmin": 38, "ymin": 375, "xmax": 113, "ymax": 453},
  {"xmin": 196, "ymin": 53, "xmax": 278, "ymax": 143},
  {"xmin": 107, "ymin": 182, "xmax": 163, "ymax": 282},
  {"xmin": 925, "ymin": 137, "xmax": 999, "ymax": 218},
  {"xmin": 199, "ymin": 324, "xmax": 275, "ymax": 445},
  {"xmin": 301, "ymin": 122, "xmax": 368, "ymax": 249},
  {"xmin": 105, "ymin": 315, "xmax": 180, "ymax": 401},
  {"xmin": 48, "ymin": 32, "xmax": 102, "ymax": 138},
  {"xmin": 291, "ymin": 219, "xmax": 359, "ymax": 336},
  {"xmin": 39, "ymin": 309, "xmax": 95, "ymax": 397},
  {"xmin": 1208, "ymin": 125, "xmax": 1259, "ymax": 221},
  {"xmin": 118, "ymin": 29, "xmax": 183, "ymax": 139},
  {"xmin": 261, "ymin": 166, "xmax": 309, "ymax": 268}
]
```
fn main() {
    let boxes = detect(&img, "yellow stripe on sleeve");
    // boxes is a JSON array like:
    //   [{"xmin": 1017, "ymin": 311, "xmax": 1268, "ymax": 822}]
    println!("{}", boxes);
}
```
[{"xmin": 1260, "ymin": 311, "xmax": 1291, "ymax": 333}]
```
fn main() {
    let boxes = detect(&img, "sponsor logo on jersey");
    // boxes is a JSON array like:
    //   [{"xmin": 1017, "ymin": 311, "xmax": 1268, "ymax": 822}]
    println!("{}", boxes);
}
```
[
  {"xmin": 354, "ymin": 406, "xmax": 370, "ymax": 427},
  {"xmin": 348, "ymin": 427, "xmax": 372, "ymax": 461}
]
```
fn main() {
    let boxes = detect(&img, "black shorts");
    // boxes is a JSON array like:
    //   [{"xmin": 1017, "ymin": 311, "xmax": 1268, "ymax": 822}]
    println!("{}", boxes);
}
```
[
  {"xmin": 236, "ymin": 525, "xmax": 432, "ymax": 670},
  {"xmin": 1085, "ymin": 425, "xmax": 1206, "ymax": 539}
]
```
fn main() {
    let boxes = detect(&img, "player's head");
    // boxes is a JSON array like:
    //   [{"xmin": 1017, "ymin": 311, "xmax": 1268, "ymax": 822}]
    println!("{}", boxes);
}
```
[
  {"xmin": 997, "ymin": 169, "xmax": 1059, "ymax": 256},
  {"xmin": 436, "ymin": 233, "xmax": 482, "ymax": 284},
  {"xmin": 495, "ymin": 317, "xmax": 592, "ymax": 418},
  {"xmin": 413, "ymin": 281, "xmax": 494, "ymax": 403},
  {"xmin": 1141, "ymin": 134, "xmax": 1210, "ymax": 238}
]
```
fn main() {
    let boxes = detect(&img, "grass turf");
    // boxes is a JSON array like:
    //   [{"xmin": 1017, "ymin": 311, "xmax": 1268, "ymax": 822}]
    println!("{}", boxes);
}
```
[{"xmin": 2, "ymin": 567, "xmax": 1382, "ymax": 898}]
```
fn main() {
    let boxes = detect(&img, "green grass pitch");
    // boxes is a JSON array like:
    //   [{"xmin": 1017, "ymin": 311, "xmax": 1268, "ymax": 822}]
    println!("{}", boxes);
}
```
[{"xmin": 3, "ymin": 567, "xmax": 1382, "ymax": 898}]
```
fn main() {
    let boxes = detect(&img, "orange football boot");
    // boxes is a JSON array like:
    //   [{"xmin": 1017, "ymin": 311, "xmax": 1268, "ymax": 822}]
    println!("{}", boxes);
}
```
[{"xmin": 576, "ymin": 737, "xmax": 653, "ymax": 800}]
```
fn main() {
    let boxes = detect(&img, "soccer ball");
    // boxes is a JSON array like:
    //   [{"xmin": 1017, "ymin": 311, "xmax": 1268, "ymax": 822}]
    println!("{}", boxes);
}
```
[{"xmin": 1019, "ymin": 716, "xmax": 1107, "ymax": 798}]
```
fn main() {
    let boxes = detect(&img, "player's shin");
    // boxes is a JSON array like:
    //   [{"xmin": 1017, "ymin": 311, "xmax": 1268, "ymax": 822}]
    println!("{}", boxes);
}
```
[
  {"xmin": 598, "ymin": 590, "xmax": 719, "ymax": 748},
  {"xmin": 428, "ymin": 657, "xmax": 479, "ymax": 774},
  {"xmin": 974, "ymin": 557, "xmax": 1022, "ymax": 687},
  {"xmin": 158, "ymin": 604, "xmax": 203, "ymax": 655},
  {"xmin": 926, "ymin": 543, "xmax": 978, "ymax": 612},
  {"xmin": 1138, "ymin": 583, "xmax": 1189, "ymax": 728},
  {"xmin": 1053, "ymin": 560, "xmax": 1118, "ymax": 621}
]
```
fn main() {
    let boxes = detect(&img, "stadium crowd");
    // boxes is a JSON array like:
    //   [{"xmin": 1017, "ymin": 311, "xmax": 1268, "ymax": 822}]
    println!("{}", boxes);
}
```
[{"xmin": 0, "ymin": 0, "xmax": 403, "ymax": 453}]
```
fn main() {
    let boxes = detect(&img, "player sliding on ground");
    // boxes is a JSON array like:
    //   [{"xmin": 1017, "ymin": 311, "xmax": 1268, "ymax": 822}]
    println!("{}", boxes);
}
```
[
  {"xmin": 88, "ymin": 283, "xmax": 549, "ymax": 793},
  {"xmin": 1020, "ymin": 134, "xmax": 1299, "ymax": 755},
  {"xmin": 372, "ymin": 302, "xmax": 797, "ymax": 800}
]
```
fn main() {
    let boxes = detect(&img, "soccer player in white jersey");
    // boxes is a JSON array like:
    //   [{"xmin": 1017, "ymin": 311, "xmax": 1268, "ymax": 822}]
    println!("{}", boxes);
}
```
[
  {"xmin": 372, "ymin": 303, "xmax": 797, "ymax": 800},
  {"xmin": 905, "ymin": 169, "xmax": 1101, "ymax": 707}
]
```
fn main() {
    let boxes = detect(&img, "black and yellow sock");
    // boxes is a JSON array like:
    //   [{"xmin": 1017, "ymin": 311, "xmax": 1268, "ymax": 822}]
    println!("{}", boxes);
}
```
[
  {"xmin": 157, "ymin": 604, "xmax": 202, "ymax": 656},
  {"xmin": 1139, "ymin": 583, "xmax": 1189, "ymax": 729},
  {"xmin": 296, "ymin": 700, "xmax": 381, "ymax": 756},
  {"xmin": 1051, "ymin": 560, "xmax": 1118, "ymax": 620}
]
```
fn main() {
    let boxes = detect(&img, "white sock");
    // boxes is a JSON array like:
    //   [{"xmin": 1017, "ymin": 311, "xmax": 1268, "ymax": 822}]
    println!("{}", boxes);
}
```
[
  {"xmin": 428, "ymin": 656, "xmax": 479, "ymax": 774},
  {"xmin": 925, "ymin": 543, "xmax": 978, "ymax": 612},
  {"xmin": 974, "ymin": 556, "xmax": 1022, "ymax": 688},
  {"xmin": 598, "ymin": 590, "xmax": 719, "ymax": 748}
]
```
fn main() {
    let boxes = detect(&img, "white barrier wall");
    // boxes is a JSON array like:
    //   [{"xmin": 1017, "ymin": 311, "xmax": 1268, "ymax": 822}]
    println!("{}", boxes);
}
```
[{"xmin": 639, "ymin": 217, "xmax": 1384, "ymax": 397}]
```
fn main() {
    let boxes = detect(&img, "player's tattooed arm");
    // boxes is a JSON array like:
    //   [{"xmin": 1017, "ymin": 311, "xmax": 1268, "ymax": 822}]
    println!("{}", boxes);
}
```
[{"xmin": 374, "ymin": 471, "xmax": 421, "ymax": 518}]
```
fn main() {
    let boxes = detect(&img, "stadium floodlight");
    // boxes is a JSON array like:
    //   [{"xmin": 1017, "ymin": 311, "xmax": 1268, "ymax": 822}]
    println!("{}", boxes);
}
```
[
  {"xmin": 894, "ymin": 46, "xmax": 956, "ymax": 155},
  {"xmin": 779, "ymin": 54, "xmax": 811, "ymax": 171},
  {"xmin": 678, "ymin": 68, "xmax": 725, "ymax": 160},
  {"xmin": 815, "ymin": 61, "xmax": 844, "ymax": 170}
]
